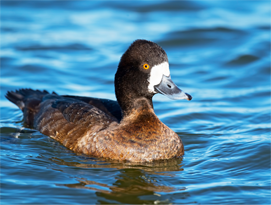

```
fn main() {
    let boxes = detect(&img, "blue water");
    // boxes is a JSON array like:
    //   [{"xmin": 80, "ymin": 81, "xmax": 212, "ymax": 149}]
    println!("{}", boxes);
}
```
[{"xmin": 1, "ymin": 1, "xmax": 270, "ymax": 204}]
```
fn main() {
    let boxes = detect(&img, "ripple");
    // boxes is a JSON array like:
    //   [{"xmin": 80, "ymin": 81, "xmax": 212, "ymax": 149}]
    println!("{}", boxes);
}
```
[
  {"xmin": 15, "ymin": 43, "xmax": 93, "ymax": 51},
  {"xmin": 225, "ymin": 54, "xmax": 259, "ymax": 65}
]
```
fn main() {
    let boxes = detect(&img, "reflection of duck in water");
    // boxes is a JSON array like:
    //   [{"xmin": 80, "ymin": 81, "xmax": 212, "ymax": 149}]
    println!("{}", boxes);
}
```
[
  {"xmin": 6, "ymin": 40, "xmax": 192, "ymax": 162},
  {"xmin": 54, "ymin": 159, "xmax": 185, "ymax": 204}
]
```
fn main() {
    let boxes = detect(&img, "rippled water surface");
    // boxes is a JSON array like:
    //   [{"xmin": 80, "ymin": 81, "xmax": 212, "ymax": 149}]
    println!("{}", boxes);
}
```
[{"xmin": 1, "ymin": 1, "xmax": 270, "ymax": 204}]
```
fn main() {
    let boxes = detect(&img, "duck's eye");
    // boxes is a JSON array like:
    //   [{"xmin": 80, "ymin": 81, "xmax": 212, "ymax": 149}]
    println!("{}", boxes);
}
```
[{"xmin": 143, "ymin": 64, "xmax": 149, "ymax": 70}]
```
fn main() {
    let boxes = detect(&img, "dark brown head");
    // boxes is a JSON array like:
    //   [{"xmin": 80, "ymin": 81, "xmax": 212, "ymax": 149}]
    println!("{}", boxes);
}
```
[{"xmin": 115, "ymin": 39, "xmax": 192, "ymax": 116}]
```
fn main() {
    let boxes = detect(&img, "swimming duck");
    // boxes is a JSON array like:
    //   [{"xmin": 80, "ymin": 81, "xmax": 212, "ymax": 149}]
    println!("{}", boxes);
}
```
[{"xmin": 6, "ymin": 39, "xmax": 192, "ymax": 162}]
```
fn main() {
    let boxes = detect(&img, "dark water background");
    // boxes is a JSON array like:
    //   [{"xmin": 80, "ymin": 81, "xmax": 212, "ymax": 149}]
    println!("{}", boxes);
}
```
[{"xmin": 1, "ymin": 1, "xmax": 270, "ymax": 204}]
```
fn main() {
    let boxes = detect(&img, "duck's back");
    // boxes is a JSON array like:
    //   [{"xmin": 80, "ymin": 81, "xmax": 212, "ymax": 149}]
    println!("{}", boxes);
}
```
[{"xmin": 6, "ymin": 89, "xmax": 119, "ymax": 152}]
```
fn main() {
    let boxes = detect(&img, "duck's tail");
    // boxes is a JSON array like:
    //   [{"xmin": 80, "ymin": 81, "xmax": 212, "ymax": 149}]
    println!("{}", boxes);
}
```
[
  {"xmin": 6, "ymin": 89, "xmax": 50, "ymax": 110},
  {"xmin": 6, "ymin": 89, "xmax": 56, "ymax": 127}
]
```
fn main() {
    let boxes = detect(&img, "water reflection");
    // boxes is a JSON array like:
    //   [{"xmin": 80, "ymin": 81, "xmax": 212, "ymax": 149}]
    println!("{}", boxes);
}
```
[
  {"xmin": 50, "ymin": 156, "xmax": 183, "ymax": 172},
  {"xmin": 53, "ymin": 157, "xmax": 185, "ymax": 204}
]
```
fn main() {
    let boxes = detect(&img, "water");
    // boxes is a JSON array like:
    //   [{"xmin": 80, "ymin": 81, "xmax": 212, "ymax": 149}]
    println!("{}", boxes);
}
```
[{"xmin": 1, "ymin": 1, "xmax": 270, "ymax": 204}]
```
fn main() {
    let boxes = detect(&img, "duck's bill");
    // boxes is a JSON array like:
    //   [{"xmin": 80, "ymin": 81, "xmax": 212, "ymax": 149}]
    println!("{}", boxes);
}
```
[{"xmin": 154, "ymin": 75, "xmax": 192, "ymax": 101}]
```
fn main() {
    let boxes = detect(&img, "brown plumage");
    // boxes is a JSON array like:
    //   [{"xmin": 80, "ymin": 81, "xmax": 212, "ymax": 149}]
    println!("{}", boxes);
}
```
[{"xmin": 6, "ymin": 40, "xmax": 192, "ymax": 162}]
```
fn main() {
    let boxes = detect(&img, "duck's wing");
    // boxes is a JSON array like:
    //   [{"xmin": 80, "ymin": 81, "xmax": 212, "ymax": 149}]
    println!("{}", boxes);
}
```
[
  {"xmin": 6, "ymin": 89, "xmax": 119, "ymax": 132},
  {"xmin": 6, "ymin": 89, "xmax": 119, "ymax": 152},
  {"xmin": 62, "ymin": 95, "xmax": 122, "ymax": 122},
  {"xmin": 34, "ymin": 94, "xmax": 119, "ymax": 149}
]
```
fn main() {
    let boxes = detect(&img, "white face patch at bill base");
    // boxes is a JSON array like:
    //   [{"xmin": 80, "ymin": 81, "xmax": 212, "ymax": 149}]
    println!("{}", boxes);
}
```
[{"xmin": 148, "ymin": 61, "xmax": 170, "ymax": 93}]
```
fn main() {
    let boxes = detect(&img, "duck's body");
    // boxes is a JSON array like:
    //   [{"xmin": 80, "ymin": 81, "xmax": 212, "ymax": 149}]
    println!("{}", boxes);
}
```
[{"xmin": 6, "ymin": 40, "xmax": 191, "ymax": 162}]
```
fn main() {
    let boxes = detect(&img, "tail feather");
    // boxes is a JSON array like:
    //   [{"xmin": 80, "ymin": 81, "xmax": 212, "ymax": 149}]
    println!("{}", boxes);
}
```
[
  {"xmin": 6, "ymin": 90, "xmax": 25, "ymax": 110},
  {"xmin": 6, "ymin": 89, "xmax": 56, "ymax": 127},
  {"xmin": 5, "ymin": 89, "xmax": 51, "ymax": 110}
]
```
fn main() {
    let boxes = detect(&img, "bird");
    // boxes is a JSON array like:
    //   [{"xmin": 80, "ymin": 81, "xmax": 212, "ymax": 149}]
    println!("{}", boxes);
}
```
[{"xmin": 6, "ymin": 39, "xmax": 192, "ymax": 162}]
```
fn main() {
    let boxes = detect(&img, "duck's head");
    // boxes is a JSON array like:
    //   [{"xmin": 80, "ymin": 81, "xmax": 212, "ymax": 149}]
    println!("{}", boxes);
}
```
[{"xmin": 115, "ymin": 39, "xmax": 192, "ymax": 115}]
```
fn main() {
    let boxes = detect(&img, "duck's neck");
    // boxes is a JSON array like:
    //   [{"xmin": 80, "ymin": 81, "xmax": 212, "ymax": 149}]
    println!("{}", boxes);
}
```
[
  {"xmin": 119, "ymin": 97, "xmax": 154, "ymax": 118},
  {"xmin": 114, "ymin": 70, "xmax": 155, "ymax": 118}
]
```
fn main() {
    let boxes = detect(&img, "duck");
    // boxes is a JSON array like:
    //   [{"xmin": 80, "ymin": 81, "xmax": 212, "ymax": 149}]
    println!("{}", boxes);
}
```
[{"xmin": 6, "ymin": 39, "xmax": 192, "ymax": 162}]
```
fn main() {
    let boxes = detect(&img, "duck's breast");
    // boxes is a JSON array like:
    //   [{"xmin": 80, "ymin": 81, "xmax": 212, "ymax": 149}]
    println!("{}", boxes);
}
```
[{"xmin": 76, "ymin": 110, "xmax": 184, "ymax": 162}]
